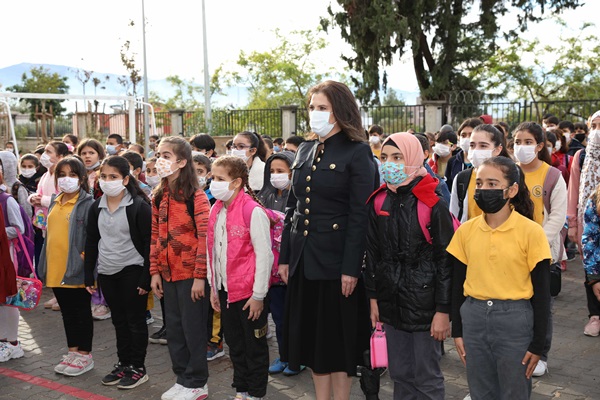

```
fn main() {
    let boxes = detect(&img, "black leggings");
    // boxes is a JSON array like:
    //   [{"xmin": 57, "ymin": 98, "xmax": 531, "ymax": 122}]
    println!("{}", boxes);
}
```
[{"xmin": 53, "ymin": 288, "xmax": 93, "ymax": 352}]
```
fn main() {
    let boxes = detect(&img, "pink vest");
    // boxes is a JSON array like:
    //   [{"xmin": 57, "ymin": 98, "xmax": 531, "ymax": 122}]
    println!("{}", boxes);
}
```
[{"xmin": 207, "ymin": 191, "xmax": 259, "ymax": 303}]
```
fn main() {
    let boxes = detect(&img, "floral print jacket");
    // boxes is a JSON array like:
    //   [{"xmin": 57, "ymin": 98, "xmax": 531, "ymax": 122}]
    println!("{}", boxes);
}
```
[{"xmin": 582, "ymin": 197, "xmax": 600, "ymax": 281}]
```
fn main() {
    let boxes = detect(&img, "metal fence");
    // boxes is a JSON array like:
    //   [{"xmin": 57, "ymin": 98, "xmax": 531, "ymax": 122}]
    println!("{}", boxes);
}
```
[{"xmin": 6, "ymin": 99, "xmax": 600, "ymax": 143}]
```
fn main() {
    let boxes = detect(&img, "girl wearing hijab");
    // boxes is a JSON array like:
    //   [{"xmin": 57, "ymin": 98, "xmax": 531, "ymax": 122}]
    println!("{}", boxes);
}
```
[
  {"xmin": 365, "ymin": 133, "xmax": 454, "ymax": 400},
  {"xmin": 568, "ymin": 110, "xmax": 600, "ymax": 337}
]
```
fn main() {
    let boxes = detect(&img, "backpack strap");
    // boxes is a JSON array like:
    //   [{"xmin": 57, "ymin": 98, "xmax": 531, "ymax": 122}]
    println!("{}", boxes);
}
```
[
  {"xmin": 373, "ymin": 191, "xmax": 389, "ymax": 216},
  {"xmin": 543, "ymin": 166, "xmax": 561, "ymax": 215},
  {"xmin": 417, "ymin": 200, "xmax": 432, "ymax": 244},
  {"xmin": 456, "ymin": 168, "xmax": 473, "ymax": 221},
  {"xmin": 579, "ymin": 149, "xmax": 586, "ymax": 169}
]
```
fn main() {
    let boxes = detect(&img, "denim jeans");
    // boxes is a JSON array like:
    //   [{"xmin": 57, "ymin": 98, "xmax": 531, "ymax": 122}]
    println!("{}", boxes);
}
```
[{"xmin": 461, "ymin": 297, "xmax": 533, "ymax": 400}]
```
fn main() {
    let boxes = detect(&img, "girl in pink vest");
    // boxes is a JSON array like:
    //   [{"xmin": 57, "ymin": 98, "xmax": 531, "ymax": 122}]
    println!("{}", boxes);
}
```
[{"xmin": 207, "ymin": 156, "xmax": 274, "ymax": 400}]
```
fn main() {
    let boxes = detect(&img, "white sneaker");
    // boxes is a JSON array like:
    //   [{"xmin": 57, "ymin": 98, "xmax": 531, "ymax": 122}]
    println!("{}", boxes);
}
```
[
  {"xmin": 178, "ymin": 384, "xmax": 209, "ymax": 400},
  {"xmin": 463, "ymin": 395, "xmax": 472, "ymax": 400},
  {"xmin": 92, "ymin": 305, "xmax": 111, "ymax": 320},
  {"xmin": 532, "ymin": 360, "xmax": 548, "ymax": 377},
  {"xmin": 0, "ymin": 342, "xmax": 24, "ymax": 362},
  {"xmin": 235, "ymin": 393, "xmax": 248, "ymax": 399},
  {"xmin": 54, "ymin": 351, "xmax": 78, "ymax": 374},
  {"xmin": 161, "ymin": 383, "xmax": 184, "ymax": 400},
  {"xmin": 63, "ymin": 353, "xmax": 94, "ymax": 376}
]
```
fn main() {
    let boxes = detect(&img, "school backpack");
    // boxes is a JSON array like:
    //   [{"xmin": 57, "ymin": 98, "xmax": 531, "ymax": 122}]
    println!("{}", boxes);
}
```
[
  {"xmin": 0, "ymin": 192, "xmax": 35, "ymax": 277},
  {"xmin": 242, "ymin": 201, "xmax": 285, "ymax": 286},
  {"xmin": 371, "ymin": 185, "xmax": 461, "ymax": 244}
]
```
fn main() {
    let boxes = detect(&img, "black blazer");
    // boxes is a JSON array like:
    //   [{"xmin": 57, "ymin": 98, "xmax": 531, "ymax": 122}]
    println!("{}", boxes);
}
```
[{"xmin": 279, "ymin": 132, "xmax": 376, "ymax": 280}]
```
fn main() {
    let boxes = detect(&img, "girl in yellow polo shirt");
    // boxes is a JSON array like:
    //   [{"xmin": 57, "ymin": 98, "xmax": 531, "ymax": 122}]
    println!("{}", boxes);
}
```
[
  {"xmin": 513, "ymin": 122, "xmax": 567, "ymax": 377},
  {"xmin": 38, "ymin": 157, "xmax": 94, "ymax": 377},
  {"xmin": 448, "ymin": 156, "xmax": 551, "ymax": 400}
]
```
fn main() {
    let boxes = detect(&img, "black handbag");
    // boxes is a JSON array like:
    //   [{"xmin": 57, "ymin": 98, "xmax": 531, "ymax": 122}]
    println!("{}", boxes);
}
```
[{"xmin": 550, "ymin": 263, "xmax": 562, "ymax": 297}]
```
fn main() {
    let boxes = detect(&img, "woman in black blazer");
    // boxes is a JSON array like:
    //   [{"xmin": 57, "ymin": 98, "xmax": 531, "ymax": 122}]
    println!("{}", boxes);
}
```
[{"xmin": 278, "ymin": 80, "xmax": 376, "ymax": 399}]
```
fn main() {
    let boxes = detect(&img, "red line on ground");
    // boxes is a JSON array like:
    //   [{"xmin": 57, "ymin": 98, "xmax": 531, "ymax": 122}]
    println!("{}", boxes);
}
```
[{"xmin": 0, "ymin": 367, "xmax": 113, "ymax": 400}]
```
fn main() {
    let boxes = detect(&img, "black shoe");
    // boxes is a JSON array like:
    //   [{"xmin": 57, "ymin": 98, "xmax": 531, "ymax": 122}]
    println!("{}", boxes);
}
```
[
  {"xmin": 102, "ymin": 362, "xmax": 128, "ymax": 386},
  {"xmin": 117, "ymin": 366, "xmax": 148, "ymax": 389},
  {"xmin": 149, "ymin": 326, "xmax": 167, "ymax": 345}
]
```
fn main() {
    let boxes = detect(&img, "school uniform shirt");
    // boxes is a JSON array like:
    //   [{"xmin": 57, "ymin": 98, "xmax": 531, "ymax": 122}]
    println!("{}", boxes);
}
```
[
  {"xmin": 45, "ymin": 192, "xmax": 84, "ymax": 288},
  {"xmin": 523, "ymin": 162, "xmax": 550, "ymax": 225},
  {"xmin": 207, "ymin": 206, "xmax": 273, "ymax": 301},
  {"xmin": 447, "ymin": 210, "xmax": 551, "ymax": 301}
]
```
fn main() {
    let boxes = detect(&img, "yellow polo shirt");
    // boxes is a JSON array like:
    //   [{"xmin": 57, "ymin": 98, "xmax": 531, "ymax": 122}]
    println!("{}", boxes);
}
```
[
  {"xmin": 45, "ymin": 193, "xmax": 84, "ymax": 288},
  {"xmin": 521, "ymin": 162, "xmax": 550, "ymax": 225},
  {"xmin": 447, "ymin": 210, "xmax": 551, "ymax": 300},
  {"xmin": 467, "ymin": 169, "xmax": 483, "ymax": 220}
]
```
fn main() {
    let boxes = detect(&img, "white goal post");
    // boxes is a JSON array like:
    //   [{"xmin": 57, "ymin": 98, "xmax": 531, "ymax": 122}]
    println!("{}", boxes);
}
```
[{"xmin": 0, "ymin": 92, "xmax": 156, "ymax": 157}]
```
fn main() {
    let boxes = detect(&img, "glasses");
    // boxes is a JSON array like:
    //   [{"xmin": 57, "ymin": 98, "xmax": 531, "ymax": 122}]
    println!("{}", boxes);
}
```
[{"xmin": 232, "ymin": 144, "xmax": 252, "ymax": 150}]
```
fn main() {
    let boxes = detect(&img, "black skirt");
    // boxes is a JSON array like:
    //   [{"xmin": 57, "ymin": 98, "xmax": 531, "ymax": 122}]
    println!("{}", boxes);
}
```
[{"xmin": 281, "ymin": 260, "xmax": 371, "ymax": 375}]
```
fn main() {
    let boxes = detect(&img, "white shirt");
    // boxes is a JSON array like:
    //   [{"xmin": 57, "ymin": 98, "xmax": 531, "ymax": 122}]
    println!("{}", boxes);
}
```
[{"xmin": 207, "ymin": 206, "xmax": 273, "ymax": 300}]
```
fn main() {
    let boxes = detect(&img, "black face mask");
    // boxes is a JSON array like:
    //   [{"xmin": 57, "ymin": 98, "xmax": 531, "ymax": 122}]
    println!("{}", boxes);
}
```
[
  {"xmin": 474, "ymin": 188, "xmax": 509, "ymax": 214},
  {"xmin": 575, "ymin": 133, "xmax": 587, "ymax": 143}
]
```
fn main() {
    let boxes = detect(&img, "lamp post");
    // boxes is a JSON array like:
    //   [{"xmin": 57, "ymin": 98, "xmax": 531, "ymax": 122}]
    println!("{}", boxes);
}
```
[
  {"xmin": 142, "ymin": 0, "xmax": 150, "ymax": 153},
  {"xmin": 202, "ymin": 0, "xmax": 212, "ymax": 133}
]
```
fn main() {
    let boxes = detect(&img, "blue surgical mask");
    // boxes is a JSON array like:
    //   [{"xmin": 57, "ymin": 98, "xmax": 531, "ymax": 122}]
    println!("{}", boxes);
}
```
[
  {"xmin": 273, "ymin": 146, "xmax": 281, "ymax": 152},
  {"xmin": 106, "ymin": 145, "xmax": 117, "ymax": 155},
  {"xmin": 380, "ymin": 162, "xmax": 409, "ymax": 186}
]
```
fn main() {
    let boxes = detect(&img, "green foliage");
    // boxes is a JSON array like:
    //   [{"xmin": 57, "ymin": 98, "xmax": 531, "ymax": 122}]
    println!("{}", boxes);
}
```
[
  {"xmin": 472, "ymin": 19, "xmax": 600, "ymax": 117},
  {"xmin": 323, "ymin": 0, "xmax": 583, "ymax": 104},
  {"xmin": 119, "ymin": 38, "xmax": 142, "ymax": 97},
  {"xmin": 218, "ymin": 29, "xmax": 341, "ymax": 110},
  {"xmin": 7, "ymin": 66, "xmax": 69, "ymax": 118}
]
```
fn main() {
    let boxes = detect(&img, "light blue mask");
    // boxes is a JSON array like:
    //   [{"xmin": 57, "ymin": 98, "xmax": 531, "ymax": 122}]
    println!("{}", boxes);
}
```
[{"xmin": 380, "ymin": 162, "xmax": 409, "ymax": 186}]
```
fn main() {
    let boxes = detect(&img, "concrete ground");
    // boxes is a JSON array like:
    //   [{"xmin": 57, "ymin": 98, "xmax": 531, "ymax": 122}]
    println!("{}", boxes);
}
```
[{"xmin": 0, "ymin": 257, "xmax": 598, "ymax": 399}]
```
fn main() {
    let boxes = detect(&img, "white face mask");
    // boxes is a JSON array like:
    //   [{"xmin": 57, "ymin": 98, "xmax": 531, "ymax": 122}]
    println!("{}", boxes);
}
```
[
  {"xmin": 514, "ymin": 145, "xmax": 538, "ymax": 164},
  {"xmin": 555, "ymin": 140, "xmax": 562, "ymax": 151},
  {"xmin": 99, "ymin": 179, "xmax": 125, "ymax": 197},
  {"xmin": 198, "ymin": 176, "xmax": 207, "ymax": 188},
  {"xmin": 210, "ymin": 180, "xmax": 235, "ymax": 202},
  {"xmin": 155, "ymin": 157, "xmax": 177, "ymax": 179},
  {"xmin": 588, "ymin": 130, "xmax": 600, "ymax": 146},
  {"xmin": 231, "ymin": 149, "xmax": 249, "ymax": 162},
  {"xmin": 192, "ymin": 150, "xmax": 204, "ymax": 158},
  {"xmin": 547, "ymin": 146, "xmax": 554, "ymax": 156},
  {"xmin": 563, "ymin": 132, "xmax": 571, "ymax": 142},
  {"xmin": 21, "ymin": 168, "xmax": 36, "ymax": 178},
  {"xmin": 369, "ymin": 136, "xmax": 380, "ymax": 145},
  {"xmin": 470, "ymin": 149, "xmax": 494, "ymax": 168},
  {"xmin": 432, "ymin": 143, "xmax": 451, "ymax": 158},
  {"xmin": 146, "ymin": 175, "xmax": 160, "ymax": 188},
  {"xmin": 459, "ymin": 137, "xmax": 470, "ymax": 154},
  {"xmin": 309, "ymin": 110, "xmax": 336, "ymax": 138},
  {"xmin": 270, "ymin": 173, "xmax": 291, "ymax": 190},
  {"xmin": 40, "ymin": 153, "xmax": 54, "ymax": 169},
  {"xmin": 57, "ymin": 177, "xmax": 80, "ymax": 194}
]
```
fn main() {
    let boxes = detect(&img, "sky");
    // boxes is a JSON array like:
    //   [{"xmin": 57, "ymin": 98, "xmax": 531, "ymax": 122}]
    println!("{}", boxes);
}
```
[{"xmin": 1, "ymin": 0, "xmax": 599, "ymax": 104}]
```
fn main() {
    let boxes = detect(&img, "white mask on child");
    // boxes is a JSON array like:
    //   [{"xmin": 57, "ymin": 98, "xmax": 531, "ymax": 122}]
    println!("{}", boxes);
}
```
[
  {"xmin": 270, "ymin": 173, "xmax": 291, "ymax": 190},
  {"xmin": 210, "ymin": 181, "xmax": 235, "ymax": 202},
  {"xmin": 57, "ymin": 177, "xmax": 80, "ymax": 194},
  {"xmin": 21, "ymin": 168, "xmax": 36, "ymax": 178}
]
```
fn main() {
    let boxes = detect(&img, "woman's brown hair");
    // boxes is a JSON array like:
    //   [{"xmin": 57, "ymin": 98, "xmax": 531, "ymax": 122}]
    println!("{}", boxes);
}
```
[
  {"xmin": 307, "ymin": 80, "xmax": 365, "ymax": 142},
  {"xmin": 153, "ymin": 136, "xmax": 199, "ymax": 202}
]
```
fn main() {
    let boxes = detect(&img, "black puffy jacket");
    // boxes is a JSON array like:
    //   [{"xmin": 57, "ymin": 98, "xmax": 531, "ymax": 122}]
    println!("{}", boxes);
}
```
[{"xmin": 364, "ymin": 175, "xmax": 454, "ymax": 332}]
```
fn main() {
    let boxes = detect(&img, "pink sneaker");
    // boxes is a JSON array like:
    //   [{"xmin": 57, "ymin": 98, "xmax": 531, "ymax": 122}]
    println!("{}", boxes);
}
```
[
  {"xmin": 584, "ymin": 316, "xmax": 600, "ymax": 337},
  {"xmin": 92, "ymin": 305, "xmax": 111, "ymax": 320}
]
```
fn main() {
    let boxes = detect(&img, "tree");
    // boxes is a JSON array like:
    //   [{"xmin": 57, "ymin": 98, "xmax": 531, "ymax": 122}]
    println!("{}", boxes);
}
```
[
  {"xmin": 220, "ymin": 29, "xmax": 341, "ymax": 110},
  {"xmin": 8, "ymin": 67, "xmax": 69, "ymax": 141},
  {"xmin": 322, "ymin": 0, "xmax": 583, "ymax": 105},
  {"xmin": 472, "ymin": 19, "xmax": 600, "ymax": 120},
  {"xmin": 119, "ymin": 39, "xmax": 142, "ymax": 98}
]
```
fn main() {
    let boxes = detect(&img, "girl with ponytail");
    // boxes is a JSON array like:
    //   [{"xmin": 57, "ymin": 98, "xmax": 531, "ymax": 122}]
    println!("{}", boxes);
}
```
[
  {"xmin": 206, "ymin": 155, "xmax": 273, "ymax": 400},
  {"xmin": 447, "ymin": 156, "xmax": 552, "ymax": 399}
]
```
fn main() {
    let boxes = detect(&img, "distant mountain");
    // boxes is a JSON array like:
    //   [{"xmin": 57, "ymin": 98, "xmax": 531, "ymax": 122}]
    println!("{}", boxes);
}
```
[{"xmin": 0, "ymin": 63, "xmax": 419, "ymax": 111}]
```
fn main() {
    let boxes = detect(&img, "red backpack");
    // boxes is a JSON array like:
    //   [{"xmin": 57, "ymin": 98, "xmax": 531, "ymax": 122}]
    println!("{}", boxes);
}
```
[{"xmin": 369, "ymin": 184, "xmax": 460, "ymax": 243}]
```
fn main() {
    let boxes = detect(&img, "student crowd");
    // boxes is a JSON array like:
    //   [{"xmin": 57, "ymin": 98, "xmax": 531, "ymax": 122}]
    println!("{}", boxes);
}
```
[{"xmin": 1, "ymin": 79, "xmax": 599, "ymax": 400}]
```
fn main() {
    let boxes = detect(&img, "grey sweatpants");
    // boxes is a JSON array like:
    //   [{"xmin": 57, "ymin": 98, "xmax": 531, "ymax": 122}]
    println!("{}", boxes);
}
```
[{"xmin": 384, "ymin": 324, "xmax": 444, "ymax": 400}]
